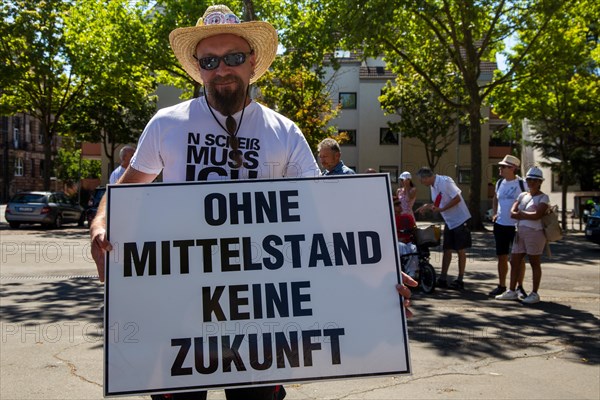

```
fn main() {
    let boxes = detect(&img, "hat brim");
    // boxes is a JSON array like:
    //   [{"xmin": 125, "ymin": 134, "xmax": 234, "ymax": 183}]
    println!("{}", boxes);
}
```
[
  {"xmin": 498, "ymin": 161, "xmax": 517, "ymax": 167},
  {"xmin": 169, "ymin": 22, "xmax": 278, "ymax": 85}
]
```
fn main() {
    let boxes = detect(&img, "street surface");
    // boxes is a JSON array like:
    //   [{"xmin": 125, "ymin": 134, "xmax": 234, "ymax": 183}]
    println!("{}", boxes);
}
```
[{"xmin": 1, "ymin": 216, "xmax": 599, "ymax": 399}]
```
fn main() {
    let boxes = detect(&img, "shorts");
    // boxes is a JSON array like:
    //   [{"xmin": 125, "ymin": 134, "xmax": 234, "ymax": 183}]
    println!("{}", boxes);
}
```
[
  {"xmin": 512, "ymin": 226, "xmax": 546, "ymax": 255},
  {"xmin": 442, "ymin": 222, "xmax": 472, "ymax": 251},
  {"xmin": 493, "ymin": 223, "xmax": 516, "ymax": 255}
]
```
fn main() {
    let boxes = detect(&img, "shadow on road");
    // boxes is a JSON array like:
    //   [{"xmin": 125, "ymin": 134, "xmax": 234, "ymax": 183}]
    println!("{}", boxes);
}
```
[
  {"xmin": 0, "ymin": 277, "xmax": 103, "ymax": 325},
  {"xmin": 408, "ymin": 231, "xmax": 600, "ymax": 366}
]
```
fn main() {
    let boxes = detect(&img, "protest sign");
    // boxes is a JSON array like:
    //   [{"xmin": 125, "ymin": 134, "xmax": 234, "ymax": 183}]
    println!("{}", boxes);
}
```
[{"xmin": 104, "ymin": 174, "xmax": 411, "ymax": 396}]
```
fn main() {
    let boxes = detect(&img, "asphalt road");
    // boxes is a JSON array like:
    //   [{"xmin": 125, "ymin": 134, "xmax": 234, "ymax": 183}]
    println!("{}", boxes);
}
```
[{"xmin": 1, "ymin": 218, "xmax": 599, "ymax": 399}]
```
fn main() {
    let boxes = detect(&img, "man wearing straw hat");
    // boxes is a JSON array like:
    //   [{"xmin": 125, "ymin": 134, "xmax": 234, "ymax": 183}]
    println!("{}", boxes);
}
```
[{"xmin": 90, "ymin": 4, "xmax": 416, "ymax": 399}]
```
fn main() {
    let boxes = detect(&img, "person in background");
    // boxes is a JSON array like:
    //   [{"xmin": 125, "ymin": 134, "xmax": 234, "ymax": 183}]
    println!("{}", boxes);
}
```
[
  {"xmin": 416, "ymin": 166, "xmax": 471, "ymax": 290},
  {"xmin": 489, "ymin": 155, "xmax": 528, "ymax": 298},
  {"xmin": 396, "ymin": 171, "xmax": 417, "ymax": 217},
  {"xmin": 108, "ymin": 145, "xmax": 135, "ymax": 184},
  {"xmin": 394, "ymin": 195, "xmax": 417, "ymax": 243},
  {"xmin": 90, "ymin": 5, "xmax": 415, "ymax": 399},
  {"xmin": 496, "ymin": 166, "xmax": 549, "ymax": 304},
  {"xmin": 317, "ymin": 138, "xmax": 356, "ymax": 175}
]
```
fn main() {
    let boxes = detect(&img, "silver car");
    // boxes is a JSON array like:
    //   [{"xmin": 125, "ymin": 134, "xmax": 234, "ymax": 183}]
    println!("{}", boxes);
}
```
[{"xmin": 5, "ymin": 191, "xmax": 84, "ymax": 229}]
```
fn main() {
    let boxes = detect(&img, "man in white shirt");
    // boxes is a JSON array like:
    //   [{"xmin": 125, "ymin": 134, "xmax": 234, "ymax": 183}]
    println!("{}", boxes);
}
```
[
  {"xmin": 90, "ymin": 5, "xmax": 415, "ymax": 399},
  {"xmin": 417, "ymin": 167, "xmax": 471, "ymax": 290}
]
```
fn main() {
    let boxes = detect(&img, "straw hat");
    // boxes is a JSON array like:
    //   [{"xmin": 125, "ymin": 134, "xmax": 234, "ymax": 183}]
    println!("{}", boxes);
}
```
[
  {"xmin": 498, "ymin": 154, "xmax": 521, "ymax": 167},
  {"xmin": 169, "ymin": 5, "xmax": 278, "ymax": 85}
]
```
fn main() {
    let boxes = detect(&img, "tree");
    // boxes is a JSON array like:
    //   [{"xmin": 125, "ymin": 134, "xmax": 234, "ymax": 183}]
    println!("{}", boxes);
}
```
[
  {"xmin": 258, "ymin": 55, "xmax": 339, "ymax": 151},
  {"xmin": 55, "ymin": 145, "xmax": 101, "ymax": 187},
  {"xmin": 62, "ymin": 0, "xmax": 158, "ymax": 170},
  {"xmin": 380, "ymin": 73, "xmax": 461, "ymax": 170},
  {"xmin": 1, "ymin": 0, "xmax": 87, "ymax": 189},
  {"xmin": 492, "ymin": 0, "xmax": 600, "ymax": 228},
  {"xmin": 283, "ymin": 0, "xmax": 564, "ymax": 229}
]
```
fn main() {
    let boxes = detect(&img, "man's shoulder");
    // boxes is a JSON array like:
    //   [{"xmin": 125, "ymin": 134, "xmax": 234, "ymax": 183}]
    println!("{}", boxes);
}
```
[
  {"xmin": 154, "ymin": 98, "xmax": 198, "ymax": 119},
  {"xmin": 341, "ymin": 163, "xmax": 356, "ymax": 174},
  {"xmin": 253, "ymin": 101, "xmax": 295, "ymax": 125},
  {"xmin": 436, "ymin": 174, "xmax": 456, "ymax": 186}
]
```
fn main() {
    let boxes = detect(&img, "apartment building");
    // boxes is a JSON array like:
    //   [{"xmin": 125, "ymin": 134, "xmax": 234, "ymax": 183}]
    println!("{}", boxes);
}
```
[
  {"xmin": 0, "ymin": 114, "xmax": 62, "ymax": 202},
  {"xmin": 323, "ymin": 52, "xmax": 500, "ymax": 209}
]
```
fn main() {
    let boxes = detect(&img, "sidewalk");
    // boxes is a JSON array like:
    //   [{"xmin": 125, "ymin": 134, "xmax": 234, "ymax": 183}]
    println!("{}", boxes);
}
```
[{"xmin": 1, "ymin": 227, "xmax": 598, "ymax": 399}]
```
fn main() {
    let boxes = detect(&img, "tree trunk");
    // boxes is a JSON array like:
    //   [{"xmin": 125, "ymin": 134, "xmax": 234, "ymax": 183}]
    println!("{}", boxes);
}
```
[
  {"xmin": 41, "ymin": 119, "xmax": 52, "ymax": 191},
  {"xmin": 468, "ymin": 104, "xmax": 484, "ymax": 230},
  {"xmin": 561, "ymin": 178, "xmax": 568, "ymax": 231}
]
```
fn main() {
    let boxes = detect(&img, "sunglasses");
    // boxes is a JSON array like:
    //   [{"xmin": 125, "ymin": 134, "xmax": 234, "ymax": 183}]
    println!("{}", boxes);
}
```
[{"xmin": 194, "ymin": 51, "xmax": 253, "ymax": 71}]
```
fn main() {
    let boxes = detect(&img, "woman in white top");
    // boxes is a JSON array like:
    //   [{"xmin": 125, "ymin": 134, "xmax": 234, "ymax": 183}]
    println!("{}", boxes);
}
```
[{"xmin": 496, "ymin": 167, "xmax": 549, "ymax": 304}]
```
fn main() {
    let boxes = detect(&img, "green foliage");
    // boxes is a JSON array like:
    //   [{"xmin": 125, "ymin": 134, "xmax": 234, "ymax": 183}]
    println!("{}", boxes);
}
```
[
  {"xmin": 61, "ymin": 0, "xmax": 158, "ymax": 167},
  {"xmin": 493, "ymin": 0, "xmax": 600, "ymax": 191},
  {"xmin": 297, "ymin": 0, "xmax": 565, "ymax": 228},
  {"xmin": 1, "ymin": 0, "xmax": 87, "ymax": 188},
  {"xmin": 258, "ymin": 55, "xmax": 339, "ymax": 151},
  {"xmin": 55, "ymin": 147, "xmax": 101, "ymax": 186},
  {"xmin": 380, "ymin": 74, "xmax": 460, "ymax": 170}
]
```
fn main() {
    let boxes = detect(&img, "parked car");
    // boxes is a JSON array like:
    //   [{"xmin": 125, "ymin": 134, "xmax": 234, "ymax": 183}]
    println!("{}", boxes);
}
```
[
  {"xmin": 585, "ymin": 211, "xmax": 600, "ymax": 245},
  {"xmin": 5, "ymin": 191, "xmax": 84, "ymax": 229},
  {"xmin": 85, "ymin": 186, "xmax": 106, "ymax": 226}
]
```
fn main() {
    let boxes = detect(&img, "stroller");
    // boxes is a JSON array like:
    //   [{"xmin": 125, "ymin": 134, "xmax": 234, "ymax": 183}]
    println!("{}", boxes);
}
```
[{"xmin": 398, "ymin": 225, "xmax": 440, "ymax": 294}]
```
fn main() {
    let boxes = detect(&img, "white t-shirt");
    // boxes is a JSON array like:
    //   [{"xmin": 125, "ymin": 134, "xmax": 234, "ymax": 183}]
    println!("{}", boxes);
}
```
[
  {"xmin": 430, "ymin": 175, "xmax": 471, "ymax": 230},
  {"xmin": 515, "ymin": 192, "xmax": 550, "ymax": 230},
  {"xmin": 109, "ymin": 165, "xmax": 126, "ymax": 184},
  {"xmin": 496, "ymin": 177, "xmax": 528, "ymax": 226},
  {"xmin": 130, "ymin": 97, "xmax": 320, "ymax": 182}
]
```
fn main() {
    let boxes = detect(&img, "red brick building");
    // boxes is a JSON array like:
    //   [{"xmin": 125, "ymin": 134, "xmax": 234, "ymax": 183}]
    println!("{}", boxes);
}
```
[{"xmin": 0, "ymin": 114, "xmax": 63, "ymax": 202}]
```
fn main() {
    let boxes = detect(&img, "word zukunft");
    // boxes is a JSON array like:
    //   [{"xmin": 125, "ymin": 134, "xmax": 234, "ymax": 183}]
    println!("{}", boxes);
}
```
[
  {"xmin": 122, "ymin": 231, "xmax": 382, "ymax": 277},
  {"xmin": 171, "ymin": 328, "xmax": 345, "ymax": 376}
]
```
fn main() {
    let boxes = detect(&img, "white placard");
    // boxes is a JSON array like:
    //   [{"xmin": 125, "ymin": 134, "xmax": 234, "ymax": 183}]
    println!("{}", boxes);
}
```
[{"xmin": 104, "ymin": 174, "xmax": 411, "ymax": 396}]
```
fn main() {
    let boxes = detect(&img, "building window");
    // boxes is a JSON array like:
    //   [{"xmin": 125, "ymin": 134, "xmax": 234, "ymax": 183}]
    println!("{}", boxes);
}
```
[
  {"xmin": 13, "ymin": 128, "xmax": 20, "ymax": 148},
  {"xmin": 458, "ymin": 123, "xmax": 470, "ymax": 144},
  {"xmin": 15, "ymin": 158, "xmax": 24, "ymax": 176},
  {"xmin": 458, "ymin": 168, "xmax": 471, "ymax": 184},
  {"xmin": 380, "ymin": 128, "xmax": 399, "ymax": 145},
  {"xmin": 38, "ymin": 131, "xmax": 44, "ymax": 144},
  {"xmin": 334, "ymin": 50, "xmax": 351, "ymax": 59},
  {"xmin": 380, "ymin": 166, "xmax": 399, "ymax": 183},
  {"xmin": 339, "ymin": 92, "xmax": 357, "ymax": 109},
  {"xmin": 337, "ymin": 129, "xmax": 356, "ymax": 146}
]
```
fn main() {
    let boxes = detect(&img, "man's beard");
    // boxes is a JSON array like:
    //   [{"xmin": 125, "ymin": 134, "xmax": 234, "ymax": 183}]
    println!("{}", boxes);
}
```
[{"xmin": 205, "ymin": 75, "xmax": 247, "ymax": 115}]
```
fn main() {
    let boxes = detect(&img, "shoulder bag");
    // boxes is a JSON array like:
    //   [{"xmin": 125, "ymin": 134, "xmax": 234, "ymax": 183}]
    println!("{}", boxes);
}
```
[{"xmin": 542, "ymin": 205, "xmax": 562, "ymax": 242}]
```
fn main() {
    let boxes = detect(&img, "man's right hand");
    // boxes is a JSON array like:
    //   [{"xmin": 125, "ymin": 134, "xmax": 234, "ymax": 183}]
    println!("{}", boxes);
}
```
[{"xmin": 90, "ymin": 224, "xmax": 113, "ymax": 283}]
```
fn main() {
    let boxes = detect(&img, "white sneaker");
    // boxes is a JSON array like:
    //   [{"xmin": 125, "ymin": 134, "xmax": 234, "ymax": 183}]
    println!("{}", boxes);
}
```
[
  {"xmin": 495, "ymin": 290, "xmax": 519, "ymax": 300},
  {"xmin": 522, "ymin": 292, "xmax": 540, "ymax": 304}
]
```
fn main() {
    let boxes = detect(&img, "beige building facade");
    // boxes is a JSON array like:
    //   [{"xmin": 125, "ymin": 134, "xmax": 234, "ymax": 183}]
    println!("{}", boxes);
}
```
[{"xmin": 323, "ymin": 54, "xmax": 495, "ymax": 210}]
